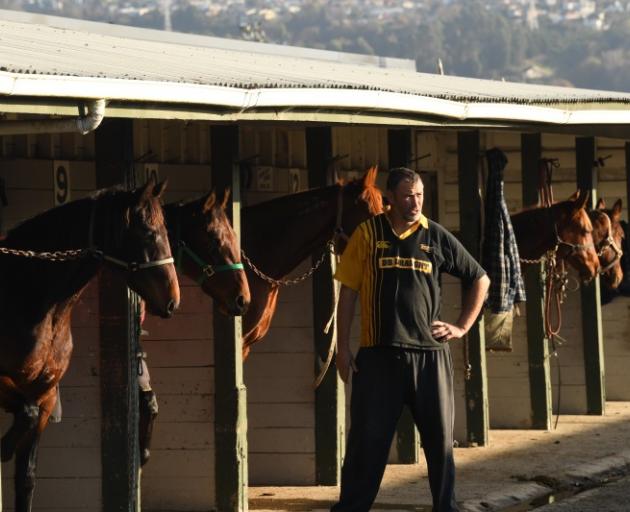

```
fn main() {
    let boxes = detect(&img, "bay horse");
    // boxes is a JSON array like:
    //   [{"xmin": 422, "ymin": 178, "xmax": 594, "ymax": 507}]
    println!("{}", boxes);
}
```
[
  {"xmin": 164, "ymin": 190, "xmax": 250, "ymax": 316},
  {"xmin": 0, "ymin": 179, "xmax": 179, "ymax": 512},
  {"xmin": 137, "ymin": 189, "xmax": 250, "ymax": 465},
  {"xmin": 589, "ymin": 198, "xmax": 624, "ymax": 290},
  {"xmin": 240, "ymin": 167, "xmax": 383, "ymax": 358},
  {"xmin": 511, "ymin": 190, "xmax": 600, "ymax": 281}
]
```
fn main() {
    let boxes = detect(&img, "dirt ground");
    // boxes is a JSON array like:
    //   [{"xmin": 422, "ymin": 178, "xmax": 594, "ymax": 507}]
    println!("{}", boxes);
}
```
[{"xmin": 249, "ymin": 401, "xmax": 630, "ymax": 511}]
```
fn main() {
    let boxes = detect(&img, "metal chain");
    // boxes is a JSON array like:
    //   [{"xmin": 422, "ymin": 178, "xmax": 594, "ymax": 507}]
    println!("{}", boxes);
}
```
[
  {"xmin": 520, "ymin": 256, "xmax": 545, "ymax": 264},
  {"xmin": 241, "ymin": 240, "xmax": 335, "ymax": 286},
  {"xmin": 0, "ymin": 246, "xmax": 91, "ymax": 261}
]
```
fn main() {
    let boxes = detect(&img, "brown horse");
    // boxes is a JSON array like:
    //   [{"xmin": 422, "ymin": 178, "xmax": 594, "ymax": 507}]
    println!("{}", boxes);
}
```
[
  {"xmin": 589, "ymin": 198, "xmax": 624, "ymax": 290},
  {"xmin": 0, "ymin": 180, "xmax": 179, "ymax": 512},
  {"xmin": 165, "ymin": 190, "xmax": 250, "ymax": 315},
  {"xmin": 511, "ymin": 190, "xmax": 600, "ymax": 281},
  {"xmin": 240, "ymin": 167, "xmax": 383, "ymax": 358},
  {"xmin": 137, "ymin": 190, "xmax": 250, "ymax": 466}
]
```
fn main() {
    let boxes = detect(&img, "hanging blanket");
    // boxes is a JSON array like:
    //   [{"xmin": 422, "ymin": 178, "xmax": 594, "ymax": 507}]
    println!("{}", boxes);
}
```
[{"xmin": 481, "ymin": 148, "xmax": 526, "ymax": 350}]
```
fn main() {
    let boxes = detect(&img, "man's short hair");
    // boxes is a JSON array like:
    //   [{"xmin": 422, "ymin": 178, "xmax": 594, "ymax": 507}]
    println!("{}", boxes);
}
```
[{"xmin": 386, "ymin": 167, "xmax": 420, "ymax": 191}]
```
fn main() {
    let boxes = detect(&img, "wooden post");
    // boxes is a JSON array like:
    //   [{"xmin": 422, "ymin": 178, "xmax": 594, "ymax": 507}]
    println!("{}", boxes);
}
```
[
  {"xmin": 96, "ymin": 119, "xmax": 141, "ymax": 512},
  {"xmin": 575, "ymin": 136, "xmax": 605, "ymax": 415},
  {"xmin": 457, "ymin": 131, "xmax": 489, "ymax": 446},
  {"xmin": 521, "ymin": 133, "xmax": 553, "ymax": 429},
  {"xmin": 306, "ymin": 126, "xmax": 345, "ymax": 485},
  {"xmin": 388, "ymin": 128, "xmax": 419, "ymax": 463},
  {"xmin": 211, "ymin": 125, "xmax": 248, "ymax": 511}
]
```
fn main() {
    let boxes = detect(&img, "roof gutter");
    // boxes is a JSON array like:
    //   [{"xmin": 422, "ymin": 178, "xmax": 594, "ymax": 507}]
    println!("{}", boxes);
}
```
[
  {"xmin": 2, "ymin": 71, "xmax": 630, "ymax": 126},
  {"xmin": 0, "ymin": 97, "xmax": 105, "ymax": 135}
]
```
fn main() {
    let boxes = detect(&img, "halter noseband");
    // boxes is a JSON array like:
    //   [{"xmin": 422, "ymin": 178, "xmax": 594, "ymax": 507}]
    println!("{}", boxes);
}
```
[
  {"xmin": 89, "ymin": 201, "xmax": 174, "ymax": 272},
  {"xmin": 172, "ymin": 204, "xmax": 244, "ymax": 285}
]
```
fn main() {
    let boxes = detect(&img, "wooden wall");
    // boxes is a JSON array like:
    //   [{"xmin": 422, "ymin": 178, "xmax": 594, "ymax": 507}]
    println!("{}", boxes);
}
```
[{"xmin": 1, "ymin": 121, "xmax": 629, "ymax": 508}]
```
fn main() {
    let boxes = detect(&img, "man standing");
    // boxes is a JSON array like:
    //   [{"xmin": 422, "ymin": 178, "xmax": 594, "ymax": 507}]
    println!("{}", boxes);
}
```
[{"xmin": 332, "ymin": 168, "xmax": 490, "ymax": 512}]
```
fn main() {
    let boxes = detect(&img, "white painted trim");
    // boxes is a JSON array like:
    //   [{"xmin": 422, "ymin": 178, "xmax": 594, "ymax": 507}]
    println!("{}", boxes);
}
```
[{"xmin": 2, "ymin": 71, "xmax": 630, "ymax": 126}]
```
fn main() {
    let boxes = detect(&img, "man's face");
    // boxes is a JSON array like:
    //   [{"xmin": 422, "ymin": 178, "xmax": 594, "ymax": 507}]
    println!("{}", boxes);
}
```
[{"xmin": 387, "ymin": 178, "xmax": 424, "ymax": 223}]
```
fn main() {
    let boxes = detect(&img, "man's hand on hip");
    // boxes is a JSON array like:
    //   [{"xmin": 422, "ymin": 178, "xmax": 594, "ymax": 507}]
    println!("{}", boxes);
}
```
[
  {"xmin": 431, "ymin": 320, "xmax": 466, "ymax": 343},
  {"xmin": 336, "ymin": 346, "xmax": 358, "ymax": 383}
]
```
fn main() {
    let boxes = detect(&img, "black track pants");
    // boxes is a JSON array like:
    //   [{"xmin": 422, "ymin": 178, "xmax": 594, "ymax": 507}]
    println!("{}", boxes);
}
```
[{"xmin": 331, "ymin": 346, "xmax": 459, "ymax": 512}]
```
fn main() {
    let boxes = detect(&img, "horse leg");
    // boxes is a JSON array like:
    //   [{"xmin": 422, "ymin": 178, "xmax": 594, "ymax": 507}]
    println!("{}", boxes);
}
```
[
  {"xmin": 138, "ymin": 387, "xmax": 159, "ymax": 466},
  {"xmin": 1, "ymin": 401, "xmax": 39, "ymax": 463},
  {"xmin": 12, "ymin": 392, "xmax": 55, "ymax": 512},
  {"xmin": 138, "ymin": 358, "xmax": 158, "ymax": 466}
]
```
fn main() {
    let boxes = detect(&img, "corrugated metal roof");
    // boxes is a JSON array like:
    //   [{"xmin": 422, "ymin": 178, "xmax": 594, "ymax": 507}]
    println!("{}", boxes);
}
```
[
  {"xmin": 0, "ymin": 9, "xmax": 417, "ymax": 70},
  {"xmin": 1, "ymin": 16, "xmax": 630, "ymax": 107}
]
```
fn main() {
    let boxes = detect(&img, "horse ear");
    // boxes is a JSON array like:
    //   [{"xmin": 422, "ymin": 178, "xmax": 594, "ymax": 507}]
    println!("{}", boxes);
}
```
[
  {"xmin": 596, "ymin": 197, "xmax": 606, "ymax": 210},
  {"xmin": 612, "ymin": 198, "xmax": 623, "ymax": 220},
  {"xmin": 574, "ymin": 189, "xmax": 590, "ymax": 211},
  {"xmin": 202, "ymin": 190, "xmax": 217, "ymax": 213},
  {"xmin": 568, "ymin": 190, "xmax": 580, "ymax": 202},
  {"xmin": 153, "ymin": 180, "xmax": 167, "ymax": 199},
  {"xmin": 221, "ymin": 188, "xmax": 232, "ymax": 210},
  {"xmin": 137, "ymin": 177, "xmax": 156, "ymax": 203}
]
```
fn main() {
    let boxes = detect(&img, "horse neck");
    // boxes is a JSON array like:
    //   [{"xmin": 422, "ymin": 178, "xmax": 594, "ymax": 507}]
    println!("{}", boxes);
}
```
[
  {"xmin": 512, "ymin": 204, "xmax": 558, "ymax": 259},
  {"xmin": 163, "ymin": 202, "xmax": 181, "ymax": 254},
  {"xmin": 242, "ymin": 186, "xmax": 339, "ymax": 279},
  {"xmin": 2, "ymin": 197, "xmax": 105, "ymax": 312}
]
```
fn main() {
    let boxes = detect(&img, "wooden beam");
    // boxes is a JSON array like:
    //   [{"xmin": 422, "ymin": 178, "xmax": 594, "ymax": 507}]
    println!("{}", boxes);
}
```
[
  {"xmin": 306, "ymin": 126, "xmax": 345, "ymax": 485},
  {"xmin": 96, "ymin": 119, "xmax": 141, "ymax": 512},
  {"xmin": 388, "ymin": 128, "xmax": 412, "ymax": 168},
  {"xmin": 211, "ymin": 125, "xmax": 248, "ymax": 511},
  {"xmin": 521, "ymin": 133, "xmax": 553, "ymax": 430},
  {"xmin": 387, "ymin": 128, "xmax": 419, "ymax": 464},
  {"xmin": 457, "ymin": 131, "xmax": 489, "ymax": 446},
  {"xmin": 576, "ymin": 136, "xmax": 605, "ymax": 415}
]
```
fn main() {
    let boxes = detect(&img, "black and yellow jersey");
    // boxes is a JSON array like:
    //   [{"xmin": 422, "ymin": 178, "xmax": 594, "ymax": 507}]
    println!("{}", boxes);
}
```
[{"xmin": 335, "ymin": 213, "xmax": 486, "ymax": 350}]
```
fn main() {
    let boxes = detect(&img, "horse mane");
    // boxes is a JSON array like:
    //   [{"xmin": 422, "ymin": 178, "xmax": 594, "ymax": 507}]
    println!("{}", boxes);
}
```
[
  {"xmin": 360, "ymin": 166, "xmax": 383, "ymax": 215},
  {"xmin": 4, "ymin": 186, "xmax": 163, "ymax": 247}
]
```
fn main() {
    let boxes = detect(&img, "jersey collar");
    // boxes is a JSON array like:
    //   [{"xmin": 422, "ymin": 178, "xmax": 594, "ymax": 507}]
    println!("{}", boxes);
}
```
[{"xmin": 385, "ymin": 212, "xmax": 429, "ymax": 240}]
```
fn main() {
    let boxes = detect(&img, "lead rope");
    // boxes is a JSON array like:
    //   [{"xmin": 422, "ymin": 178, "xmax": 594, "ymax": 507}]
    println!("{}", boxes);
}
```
[
  {"xmin": 539, "ymin": 158, "xmax": 565, "ymax": 430},
  {"xmin": 314, "ymin": 187, "xmax": 346, "ymax": 389}
]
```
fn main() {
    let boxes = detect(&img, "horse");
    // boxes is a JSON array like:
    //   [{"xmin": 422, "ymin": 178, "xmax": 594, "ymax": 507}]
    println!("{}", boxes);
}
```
[
  {"xmin": 589, "ymin": 198, "xmax": 624, "ymax": 290},
  {"xmin": 137, "ymin": 189, "xmax": 250, "ymax": 466},
  {"xmin": 0, "ymin": 179, "xmax": 179, "ymax": 512},
  {"xmin": 240, "ymin": 167, "xmax": 383, "ymax": 358},
  {"xmin": 164, "ymin": 190, "xmax": 250, "ymax": 316},
  {"xmin": 511, "ymin": 190, "xmax": 600, "ymax": 281}
]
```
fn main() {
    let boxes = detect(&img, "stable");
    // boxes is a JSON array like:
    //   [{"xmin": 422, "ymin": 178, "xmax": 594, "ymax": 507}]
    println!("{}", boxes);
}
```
[{"xmin": 1, "ymin": 9, "xmax": 630, "ymax": 512}]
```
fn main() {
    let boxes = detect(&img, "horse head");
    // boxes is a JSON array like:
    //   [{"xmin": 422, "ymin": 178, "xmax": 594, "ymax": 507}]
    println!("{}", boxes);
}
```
[
  {"xmin": 554, "ymin": 190, "xmax": 600, "ymax": 282},
  {"xmin": 118, "ymin": 179, "xmax": 180, "ymax": 318},
  {"xmin": 170, "ymin": 190, "xmax": 250, "ymax": 316},
  {"xmin": 590, "ymin": 198, "xmax": 624, "ymax": 289},
  {"xmin": 337, "ymin": 166, "xmax": 384, "ymax": 253}
]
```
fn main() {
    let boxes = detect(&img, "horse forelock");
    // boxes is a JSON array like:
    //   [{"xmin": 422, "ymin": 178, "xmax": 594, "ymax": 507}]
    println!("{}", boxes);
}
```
[{"xmin": 207, "ymin": 205, "xmax": 240, "ymax": 259}]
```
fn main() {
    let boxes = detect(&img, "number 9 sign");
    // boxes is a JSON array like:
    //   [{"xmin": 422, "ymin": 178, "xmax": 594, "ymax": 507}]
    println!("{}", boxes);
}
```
[{"xmin": 53, "ymin": 161, "xmax": 71, "ymax": 206}]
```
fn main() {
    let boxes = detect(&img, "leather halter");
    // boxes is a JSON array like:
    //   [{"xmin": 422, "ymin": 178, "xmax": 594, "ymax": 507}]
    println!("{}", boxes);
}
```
[
  {"xmin": 171, "ymin": 203, "xmax": 243, "ymax": 285},
  {"xmin": 88, "ymin": 201, "xmax": 174, "ymax": 272},
  {"xmin": 593, "ymin": 211, "xmax": 623, "ymax": 274}
]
